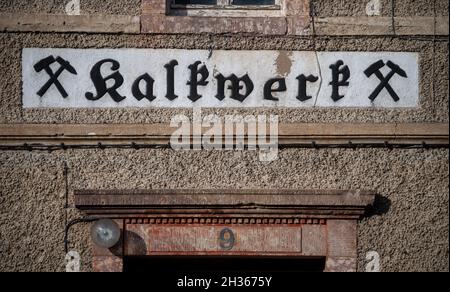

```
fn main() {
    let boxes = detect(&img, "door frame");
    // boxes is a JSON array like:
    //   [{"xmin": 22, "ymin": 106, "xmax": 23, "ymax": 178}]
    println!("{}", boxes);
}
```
[{"xmin": 74, "ymin": 189, "xmax": 375, "ymax": 272}]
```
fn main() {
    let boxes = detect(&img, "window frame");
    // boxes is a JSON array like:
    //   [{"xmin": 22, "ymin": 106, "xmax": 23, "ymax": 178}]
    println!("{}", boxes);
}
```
[
  {"xmin": 141, "ymin": 0, "xmax": 311, "ymax": 35},
  {"xmin": 170, "ymin": 0, "xmax": 283, "ymax": 17}
]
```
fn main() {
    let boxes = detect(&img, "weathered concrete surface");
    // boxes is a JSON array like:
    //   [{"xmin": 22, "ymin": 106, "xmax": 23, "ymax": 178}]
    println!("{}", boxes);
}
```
[
  {"xmin": 0, "ymin": 148, "xmax": 448, "ymax": 272},
  {"xmin": 0, "ymin": 33, "xmax": 447, "ymax": 123},
  {"xmin": 0, "ymin": 0, "xmax": 142, "ymax": 15}
]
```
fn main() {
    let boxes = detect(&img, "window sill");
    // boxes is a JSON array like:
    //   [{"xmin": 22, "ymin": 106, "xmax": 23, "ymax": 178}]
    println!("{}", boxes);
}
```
[{"xmin": 142, "ymin": 0, "xmax": 310, "ymax": 35}]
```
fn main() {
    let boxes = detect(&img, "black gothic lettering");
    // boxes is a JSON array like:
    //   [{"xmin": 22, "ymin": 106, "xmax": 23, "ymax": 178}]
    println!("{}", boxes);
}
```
[
  {"xmin": 164, "ymin": 60, "xmax": 178, "ymax": 100},
  {"xmin": 364, "ymin": 60, "xmax": 407, "ymax": 102},
  {"xmin": 132, "ymin": 73, "xmax": 156, "ymax": 102},
  {"xmin": 296, "ymin": 74, "xmax": 319, "ymax": 101},
  {"xmin": 329, "ymin": 60, "xmax": 350, "ymax": 102},
  {"xmin": 85, "ymin": 59, "xmax": 125, "ymax": 102},
  {"xmin": 215, "ymin": 73, "xmax": 254, "ymax": 102},
  {"xmin": 33, "ymin": 55, "xmax": 77, "ymax": 98},
  {"xmin": 264, "ymin": 78, "xmax": 286, "ymax": 101},
  {"xmin": 187, "ymin": 61, "xmax": 209, "ymax": 102}
]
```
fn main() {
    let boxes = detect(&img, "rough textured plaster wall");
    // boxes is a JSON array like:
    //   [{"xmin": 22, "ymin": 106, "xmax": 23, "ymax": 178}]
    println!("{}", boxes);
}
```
[
  {"xmin": 394, "ymin": 0, "xmax": 449, "ymax": 16},
  {"xmin": 313, "ymin": 0, "xmax": 449, "ymax": 16},
  {"xmin": 0, "ymin": 0, "xmax": 142, "ymax": 15},
  {"xmin": 0, "ymin": 0, "xmax": 448, "ymax": 272},
  {"xmin": 0, "ymin": 149, "xmax": 448, "ymax": 272},
  {"xmin": 0, "ymin": 34, "xmax": 448, "ymax": 124},
  {"xmin": 435, "ymin": 42, "xmax": 449, "ymax": 122},
  {"xmin": 1, "ymin": 0, "xmax": 448, "ymax": 17}
]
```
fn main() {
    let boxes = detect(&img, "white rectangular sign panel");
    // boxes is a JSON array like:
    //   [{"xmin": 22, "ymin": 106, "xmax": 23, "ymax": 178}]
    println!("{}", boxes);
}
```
[{"xmin": 22, "ymin": 48, "xmax": 419, "ymax": 108}]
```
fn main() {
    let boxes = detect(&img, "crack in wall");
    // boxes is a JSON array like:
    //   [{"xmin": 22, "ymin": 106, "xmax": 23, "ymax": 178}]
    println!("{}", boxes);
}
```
[{"xmin": 313, "ymin": 51, "xmax": 323, "ymax": 107}]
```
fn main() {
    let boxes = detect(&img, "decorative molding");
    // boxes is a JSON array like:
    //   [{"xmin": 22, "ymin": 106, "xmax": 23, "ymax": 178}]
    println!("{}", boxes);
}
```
[
  {"xmin": 75, "ymin": 189, "xmax": 375, "ymax": 220},
  {"xmin": 0, "ymin": 12, "xmax": 447, "ymax": 36},
  {"xmin": 124, "ymin": 217, "xmax": 326, "ymax": 225},
  {"xmin": 0, "ymin": 123, "xmax": 448, "ymax": 148},
  {"xmin": 84, "ymin": 190, "xmax": 372, "ymax": 272}
]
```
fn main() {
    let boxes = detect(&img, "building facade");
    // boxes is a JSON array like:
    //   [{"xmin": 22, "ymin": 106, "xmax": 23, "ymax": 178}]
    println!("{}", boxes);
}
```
[{"xmin": 0, "ymin": 0, "xmax": 448, "ymax": 273}]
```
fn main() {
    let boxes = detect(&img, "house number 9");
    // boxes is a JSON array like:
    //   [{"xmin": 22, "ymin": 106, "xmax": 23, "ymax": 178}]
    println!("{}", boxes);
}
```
[{"xmin": 219, "ymin": 228, "xmax": 235, "ymax": 250}]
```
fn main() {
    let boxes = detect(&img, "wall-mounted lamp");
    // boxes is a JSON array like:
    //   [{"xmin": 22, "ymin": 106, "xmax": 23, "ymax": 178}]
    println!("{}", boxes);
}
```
[{"xmin": 91, "ymin": 219, "xmax": 121, "ymax": 248}]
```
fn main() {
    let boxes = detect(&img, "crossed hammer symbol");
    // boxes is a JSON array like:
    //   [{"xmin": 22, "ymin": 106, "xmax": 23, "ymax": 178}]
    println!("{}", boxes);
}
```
[
  {"xmin": 364, "ymin": 60, "xmax": 407, "ymax": 102},
  {"xmin": 34, "ymin": 56, "xmax": 78, "ymax": 98}
]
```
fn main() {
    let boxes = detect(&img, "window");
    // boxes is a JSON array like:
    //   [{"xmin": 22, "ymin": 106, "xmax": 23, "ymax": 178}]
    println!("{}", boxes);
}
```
[
  {"xmin": 170, "ymin": 0, "xmax": 282, "ymax": 17},
  {"xmin": 174, "ymin": 0, "xmax": 218, "ymax": 4},
  {"xmin": 141, "ymin": 0, "xmax": 310, "ymax": 35},
  {"xmin": 173, "ymin": 1, "xmax": 278, "ymax": 6}
]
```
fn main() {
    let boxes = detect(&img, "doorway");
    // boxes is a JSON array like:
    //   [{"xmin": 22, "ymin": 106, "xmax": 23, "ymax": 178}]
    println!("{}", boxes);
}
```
[{"xmin": 123, "ymin": 255, "xmax": 326, "ymax": 273}]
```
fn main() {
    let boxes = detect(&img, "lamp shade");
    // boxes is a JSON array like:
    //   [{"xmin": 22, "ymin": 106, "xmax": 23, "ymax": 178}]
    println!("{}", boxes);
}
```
[{"xmin": 91, "ymin": 219, "xmax": 121, "ymax": 248}]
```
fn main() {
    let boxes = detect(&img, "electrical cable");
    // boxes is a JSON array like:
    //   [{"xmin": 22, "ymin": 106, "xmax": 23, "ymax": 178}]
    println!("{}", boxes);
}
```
[{"xmin": 64, "ymin": 217, "xmax": 99, "ymax": 254}]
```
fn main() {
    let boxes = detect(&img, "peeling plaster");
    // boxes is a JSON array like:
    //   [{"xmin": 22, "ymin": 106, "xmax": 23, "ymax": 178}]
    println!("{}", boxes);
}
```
[
  {"xmin": 275, "ymin": 51, "xmax": 293, "ymax": 77},
  {"xmin": 366, "ymin": 0, "xmax": 382, "ymax": 16}
]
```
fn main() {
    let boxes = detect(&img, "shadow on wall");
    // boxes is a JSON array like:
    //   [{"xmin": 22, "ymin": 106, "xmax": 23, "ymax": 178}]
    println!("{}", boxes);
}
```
[
  {"xmin": 120, "ymin": 230, "xmax": 147, "ymax": 256},
  {"xmin": 366, "ymin": 194, "xmax": 392, "ymax": 217},
  {"xmin": 108, "ymin": 230, "xmax": 125, "ymax": 256}
]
